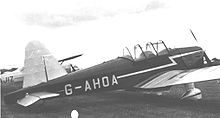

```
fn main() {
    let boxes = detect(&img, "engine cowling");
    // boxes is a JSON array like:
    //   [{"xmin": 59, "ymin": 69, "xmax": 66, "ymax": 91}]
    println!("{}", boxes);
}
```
[{"xmin": 181, "ymin": 83, "xmax": 202, "ymax": 100}]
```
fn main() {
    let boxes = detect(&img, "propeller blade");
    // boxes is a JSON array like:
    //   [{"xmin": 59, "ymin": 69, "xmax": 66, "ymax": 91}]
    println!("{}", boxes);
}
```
[
  {"xmin": 190, "ymin": 29, "xmax": 198, "ymax": 42},
  {"xmin": 58, "ymin": 54, "xmax": 83, "ymax": 64}
]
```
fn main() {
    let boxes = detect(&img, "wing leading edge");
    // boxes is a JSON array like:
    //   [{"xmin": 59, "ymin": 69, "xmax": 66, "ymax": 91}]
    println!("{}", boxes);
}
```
[{"xmin": 135, "ymin": 65, "xmax": 220, "ymax": 89}]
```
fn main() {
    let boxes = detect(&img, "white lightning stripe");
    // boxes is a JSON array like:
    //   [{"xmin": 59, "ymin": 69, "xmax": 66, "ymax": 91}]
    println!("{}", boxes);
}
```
[
  {"xmin": 75, "ymin": 86, "xmax": 82, "ymax": 89},
  {"xmin": 117, "ymin": 62, "xmax": 176, "ymax": 79},
  {"xmin": 117, "ymin": 50, "xmax": 203, "ymax": 79},
  {"xmin": 58, "ymin": 90, "xmax": 64, "ymax": 92},
  {"xmin": 57, "ymin": 86, "xmax": 82, "ymax": 93}
]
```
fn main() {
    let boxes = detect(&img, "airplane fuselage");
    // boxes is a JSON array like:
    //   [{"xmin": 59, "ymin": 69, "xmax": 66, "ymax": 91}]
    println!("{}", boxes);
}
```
[{"xmin": 4, "ymin": 46, "xmax": 205, "ymax": 104}]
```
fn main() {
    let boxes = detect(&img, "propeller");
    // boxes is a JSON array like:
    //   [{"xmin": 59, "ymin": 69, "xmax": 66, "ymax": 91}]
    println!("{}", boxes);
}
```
[
  {"xmin": 190, "ymin": 29, "xmax": 198, "ymax": 42},
  {"xmin": 58, "ymin": 54, "xmax": 83, "ymax": 65},
  {"xmin": 190, "ymin": 29, "xmax": 211, "ymax": 64}
]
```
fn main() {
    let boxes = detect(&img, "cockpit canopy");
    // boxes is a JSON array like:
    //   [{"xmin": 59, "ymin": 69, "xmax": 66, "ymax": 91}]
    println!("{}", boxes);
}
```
[{"xmin": 122, "ymin": 40, "xmax": 171, "ymax": 61}]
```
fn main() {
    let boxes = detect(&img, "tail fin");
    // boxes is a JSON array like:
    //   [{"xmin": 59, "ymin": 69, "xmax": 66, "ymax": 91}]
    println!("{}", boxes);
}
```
[{"xmin": 23, "ymin": 41, "xmax": 67, "ymax": 88}]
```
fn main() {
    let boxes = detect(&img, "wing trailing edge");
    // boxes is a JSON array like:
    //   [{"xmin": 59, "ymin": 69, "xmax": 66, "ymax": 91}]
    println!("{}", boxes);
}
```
[{"xmin": 135, "ymin": 65, "xmax": 220, "ymax": 89}]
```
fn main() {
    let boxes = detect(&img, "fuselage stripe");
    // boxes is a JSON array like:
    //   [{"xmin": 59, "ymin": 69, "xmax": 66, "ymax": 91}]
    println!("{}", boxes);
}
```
[{"xmin": 117, "ymin": 50, "xmax": 203, "ymax": 79}]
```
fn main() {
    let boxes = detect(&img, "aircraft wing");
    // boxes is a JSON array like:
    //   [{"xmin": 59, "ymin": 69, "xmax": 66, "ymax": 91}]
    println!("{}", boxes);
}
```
[{"xmin": 134, "ymin": 65, "xmax": 220, "ymax": 89}]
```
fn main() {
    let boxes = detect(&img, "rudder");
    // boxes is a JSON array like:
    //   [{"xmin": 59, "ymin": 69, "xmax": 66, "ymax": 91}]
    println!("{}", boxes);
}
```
[{"xmin": 23, "ymin": 41, "xmax": 67, "ymax": 88}]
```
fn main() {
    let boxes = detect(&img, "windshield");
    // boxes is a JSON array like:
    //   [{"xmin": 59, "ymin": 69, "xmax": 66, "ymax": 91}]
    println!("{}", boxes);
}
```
[{"xmin": 121, "ymin": 40, "xmax": 170, "ymax": 61}]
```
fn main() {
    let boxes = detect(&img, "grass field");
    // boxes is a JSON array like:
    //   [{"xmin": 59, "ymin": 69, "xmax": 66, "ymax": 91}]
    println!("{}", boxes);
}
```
[{"xmin": 1, "ymin": 80, "xmax": 220, "ymax": 118}]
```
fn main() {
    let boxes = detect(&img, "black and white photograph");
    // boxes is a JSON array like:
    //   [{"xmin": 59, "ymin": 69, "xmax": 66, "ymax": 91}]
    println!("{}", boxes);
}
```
[{"xmin": 1, "ymin": 0, "xmax": 220, "ymax": 118}]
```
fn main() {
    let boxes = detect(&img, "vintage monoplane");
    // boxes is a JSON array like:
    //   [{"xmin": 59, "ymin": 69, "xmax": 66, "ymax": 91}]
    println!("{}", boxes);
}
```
[{"xmin": 4, "ymin": 37, "xmax": 220, "ymax": 107}]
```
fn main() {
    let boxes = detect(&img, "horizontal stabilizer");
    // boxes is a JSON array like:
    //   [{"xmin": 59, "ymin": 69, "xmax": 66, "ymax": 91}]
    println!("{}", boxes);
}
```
[
  {"xmin": 17, "ymin": 94, "xmax": 40, "ymax": 107},
  {"xmin": 17, "ymin": 92, "xmax": 60, "ymax": 107}
]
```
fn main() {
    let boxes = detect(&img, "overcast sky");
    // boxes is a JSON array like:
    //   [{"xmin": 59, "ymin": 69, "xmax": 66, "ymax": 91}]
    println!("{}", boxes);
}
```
[{"xmin": 0, "ymin": 0, "xmax": 220, "ymax": 68}]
